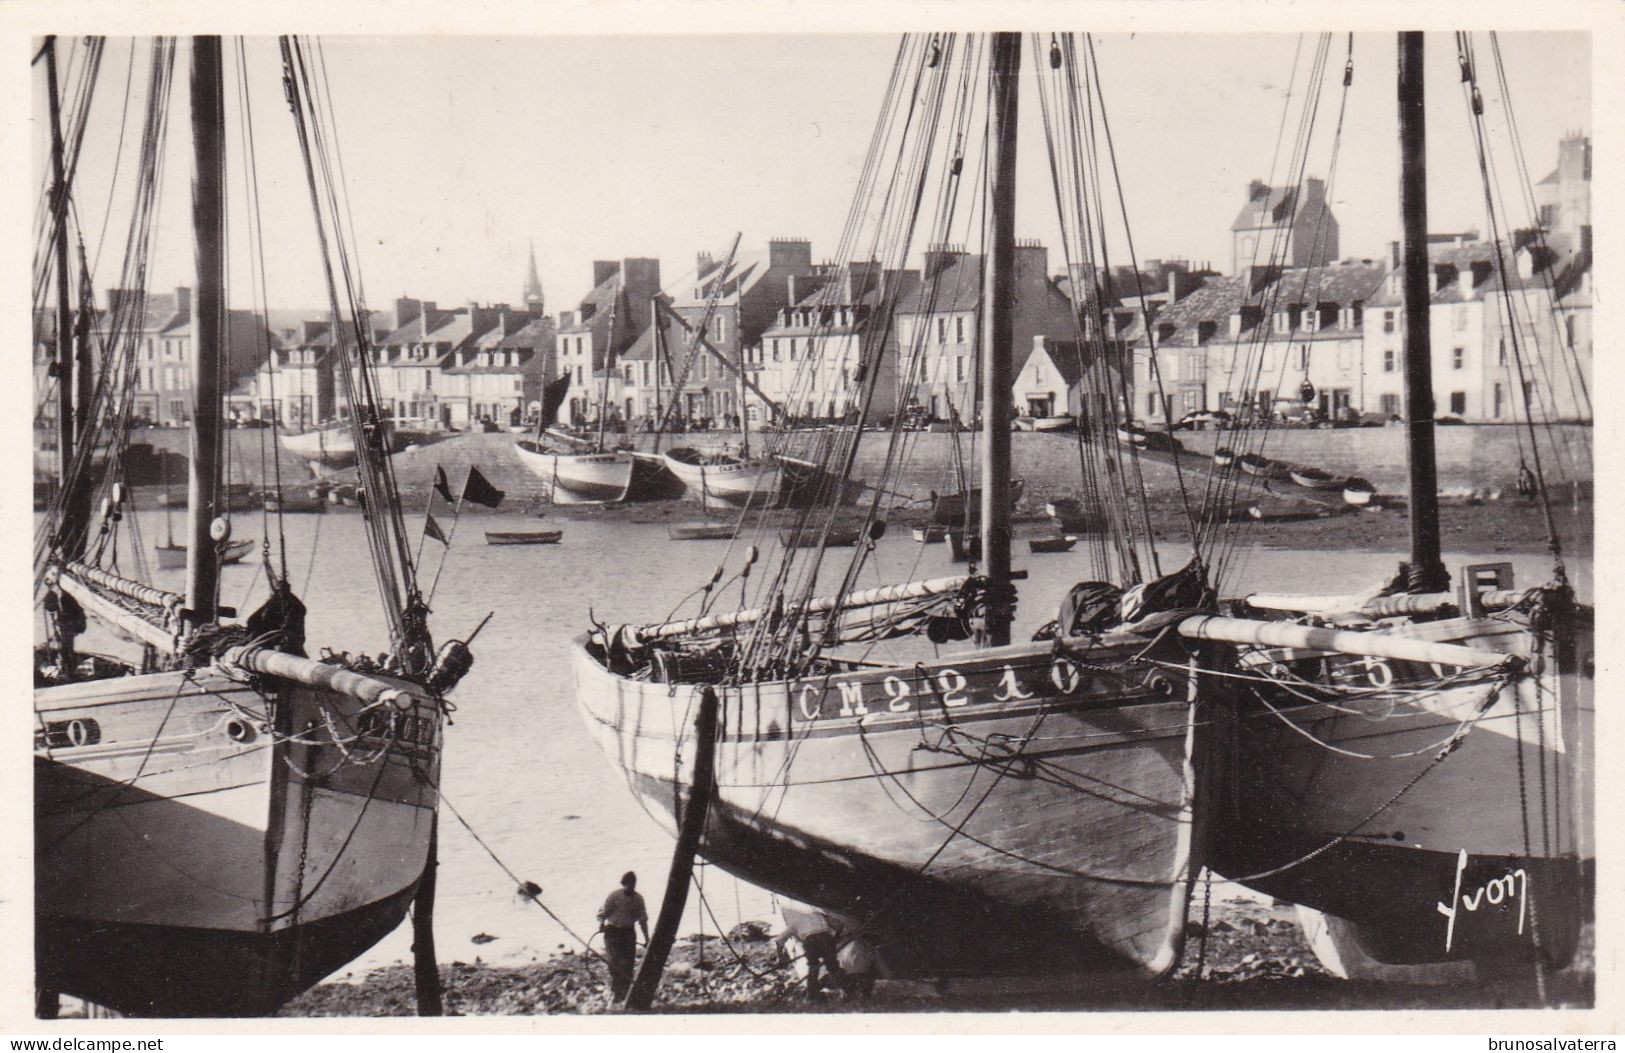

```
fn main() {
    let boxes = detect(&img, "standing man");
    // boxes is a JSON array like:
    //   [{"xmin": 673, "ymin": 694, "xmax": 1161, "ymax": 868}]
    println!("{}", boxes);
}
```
[{"xmin": 597, "ymin": 870, "xmax": 649, "ymax": 1003}]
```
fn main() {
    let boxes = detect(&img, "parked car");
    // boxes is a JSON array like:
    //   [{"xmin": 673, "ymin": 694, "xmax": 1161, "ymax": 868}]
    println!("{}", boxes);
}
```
[{"xmin": 1171, "ymin": 409, "xmax": 1233, "ymax": 431}]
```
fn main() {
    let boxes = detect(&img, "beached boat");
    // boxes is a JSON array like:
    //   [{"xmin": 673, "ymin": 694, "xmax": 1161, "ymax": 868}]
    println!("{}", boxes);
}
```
[
  {"xmin": 33, "ymin": 37, "xmax": 472, "ymax": 1016},
  {"xmin": 574, "ymin": 35, "xmax": 1230, "ymax": 983},
  {"xmin": 1288, "ymin": 466, "xmax": 1343, "ymax": 490},
  {"xmin": 1196, "ymin": 33, "xmax": 1593, "ymax": 977},
  {"xmin": 911, "ymin": 524, "xmax": 947, "ymax": 544},
  {"xmin": 484, "ymin": 530, "xmax": 562, "ymax": 546},
  {"xmin": 1212, "ymin": 447, "xmax": 1235, "ymax": 468},
  {"xmin": 662, "ymin": 447, "xmax": 781, "ymax": 507},
  {"xmin": 1343, "ymin": 477, "xmax": 1377, "ymax": 506},
  {"xmin": 667, "ymin": 522, "xmax": 737, "ymax": 541},
  {"xmin": 279, "ymin": 417, "xmax": 452, "ymax": 472},
  {"xmin": 1027, "ymin": 534, "xmax": 1078, "ymax": 554},
  {"xmin": 779, "ymin": 525, "xmax": 862, "ymax": 549}
]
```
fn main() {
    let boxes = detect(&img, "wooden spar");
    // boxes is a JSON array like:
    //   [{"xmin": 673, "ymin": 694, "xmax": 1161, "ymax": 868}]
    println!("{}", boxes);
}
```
[
  {"xmin": 411, "ymin": 819, "xmax": 443, "ymax": 1016},
  {"xmin": 222, "ymin": 645, "xmax": 425, "ymax": 708},
  {"xmin": 1244, "ymin": 588, "xmax": 1533, "ymax": 617},
  {"xmin": 657, "ymin": 297, "xmax": 782, "ymax": 415},
  {"xmin": 57, "ymin": 574, "xmax": 180, "ymax": 653},
  {"xmin": 1176, "ymin": 614, "xmax": 1518, "ymax": 669},
  {"xmin": 625, "ymin": 686, "xmax": 719, "ymax": 1011},
  {"xmin": 185, "ymin": 36, "xmax": 226, "ymax": 627},
  {"xmin": 64, "ymin": 562, "xmax": 183, "ymax": 611},
  {"xmin": 634, "ymin": 574, "xmax": 969, "ymax": 641},
  {"xmin": 979, "ymin": 32, "xmax": 1021, "ymax": 647},
  {"xmin": 1398, "ymin": 32, "xmax": 1448, "ymax": 593}
]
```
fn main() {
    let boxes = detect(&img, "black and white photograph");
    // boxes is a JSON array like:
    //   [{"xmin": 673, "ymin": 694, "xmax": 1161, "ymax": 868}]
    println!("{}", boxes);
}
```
[{"xmin": 13, "ymin": 0, "xmax": 1613, "ymax": 1036}]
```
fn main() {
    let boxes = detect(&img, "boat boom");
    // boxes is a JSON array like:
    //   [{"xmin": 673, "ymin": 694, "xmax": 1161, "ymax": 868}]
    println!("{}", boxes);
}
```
[
  {"xmin": 1176, "ymin": 614, "xmax": 1520, "ymax": 669},
  {"xmin": 635, "ymin": 575, "xmax": 970, "ymax": 642}
]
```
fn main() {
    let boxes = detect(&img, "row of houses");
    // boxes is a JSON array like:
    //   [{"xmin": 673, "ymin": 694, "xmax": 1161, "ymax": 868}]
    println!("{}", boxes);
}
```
[{"xmin": 47, "ymin": 137, "xmax": 1589, "ymax": 432}]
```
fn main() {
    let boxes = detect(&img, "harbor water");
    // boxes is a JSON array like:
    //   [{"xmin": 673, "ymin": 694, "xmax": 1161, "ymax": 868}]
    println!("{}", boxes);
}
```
[{"xmin": 56, "ymin": 509, "xmax": 1589, "ymax": 981}]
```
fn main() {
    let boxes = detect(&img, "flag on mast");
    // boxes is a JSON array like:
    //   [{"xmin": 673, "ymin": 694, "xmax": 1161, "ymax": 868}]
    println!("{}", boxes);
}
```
[
  {"xmin": 434, "ymin": 465, "xmax": 453, "ymax": 503},
  {"xmin": 462, "ymin": 466, "xmax": 505, "ymax": 509},
  {"xmin": 424, "ymin": 513, "xmax": 450, "ymax": 546}
]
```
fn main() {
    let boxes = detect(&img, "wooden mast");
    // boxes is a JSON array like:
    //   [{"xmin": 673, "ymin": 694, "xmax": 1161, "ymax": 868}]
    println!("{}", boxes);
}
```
[
  {"xmin": 46, "ymin": 37, "xmax": 89, "ymax": 564},
  {"xmin": 1397, "ymin": 32, "xmax": 1448, "ymax": 593},
  {"xmin": 185, "ymin": 36, "xmax": 226, "ymax": 626},
  {"xmin": 979, "ymin": 32, "xmax": 1021, "ymax": 647}
]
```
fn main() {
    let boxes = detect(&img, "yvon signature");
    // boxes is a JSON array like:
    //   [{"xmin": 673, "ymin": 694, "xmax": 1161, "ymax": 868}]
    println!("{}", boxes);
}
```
[{"xmin": 1436, "ymin": 849, "xmax": 1529, "ymax": 953}]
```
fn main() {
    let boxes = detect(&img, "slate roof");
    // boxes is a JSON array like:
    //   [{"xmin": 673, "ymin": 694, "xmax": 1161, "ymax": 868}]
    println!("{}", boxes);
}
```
[
  {"xmin": 1232, "ymin": 185, "xmax": 1303, "ymax": 232},
  {"xmin": 665, "ymin": 250, "xmax": 775, "ymax": 309},
  {"xmin": 892, "ymin": 255, "xmax": 981, "ymax": 315}
]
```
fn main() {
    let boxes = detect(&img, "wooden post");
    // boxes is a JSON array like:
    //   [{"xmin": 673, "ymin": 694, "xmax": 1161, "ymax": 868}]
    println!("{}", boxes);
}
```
[
  {"xmin": 624, "ymin": 686, "xmax": 720, "ymax": 1011},
  {"xmin": 412, "ymin": 818, "xmax": 443, "ymax": 1016}
]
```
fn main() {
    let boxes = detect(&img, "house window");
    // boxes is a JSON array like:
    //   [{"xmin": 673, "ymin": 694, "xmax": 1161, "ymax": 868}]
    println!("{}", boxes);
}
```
[
  {"xmin": 1452, "ymin": 347, "xmax": 1465, "ymax": 370},
  {"xmin": 1380, "ymin": 393, "xmax": 1400, "ymax": 416},
  {"xmin": 716, "ymin": 316, "xmax": 727, "ymax": 344},
  {"xmin": 1383, "ymin": 349, "xmax": 1396, "ymax": 373},
  {"xmin": 772, "ymin": 340, "xmax": 781, "ymax": 363},
  {"xmin": 424, "ymin": 370, "xmax": 432, "ymax": 390},
  {"xmin": 1493, "ymin": 382, "xmax": 1505, "ymax": 418},
  {"xmin": 790, "ymin": 339, "xmax": 798, "ymax": 361},
  {"xmin": 1147, "ymin": 392, "xmax": 1158, "ymax": 416},
  {"xmin": 1299, "ymin": 345, "xmax": 1310, "ymax": 370},
  {"xmin": 1449, "ymin": 391, "xmax": 1466, "ymax": 415},
  {"xmin": 936, "ymin": 318, "xmax": 947, "ymax": 343},
  {"xmin": 955, "ymin": 357, "xmax": 965, "ymax": 384},
  {"xmin": 1565, "ymin": 315, "xmax": 1577, "ymax": 346},
  {"xmin": 955, "ymin": 317, "xmax": 964, "ymax": 343},
  {"xmin": 1499, "ymin": 338, "xmax": 1507, "ymax": 365},
  {"xmin": 1382, "ymin": 311, "xmax": 1396, "ymax": 334}
]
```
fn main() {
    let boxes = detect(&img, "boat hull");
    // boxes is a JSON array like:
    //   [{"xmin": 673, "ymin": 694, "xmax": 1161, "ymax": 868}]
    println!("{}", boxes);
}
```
[
  {"xmin": 574, "ymin": 634, "xmax": 1216, "ymax": 978},
  {"xmin": 280, "ymin": 421, "xmax": 450, "ymax": 471},
  {"xmin": 484, "ymin": 530, "xmax": 562, "ymax": 545},
  {"xmin": 661, "ymin": 450, "xmax": 780, "ymax": 508},
  {"xmin": 35, "ymin": 665, "xmax": 441, "ymax": 1016},
  {"xmin": 1211, "ymin": 610, "xmax": 1593, "ymax": 968},
  {"xmin": 516, "ymin": 442, "xmax": 676, "ymax": 504}
]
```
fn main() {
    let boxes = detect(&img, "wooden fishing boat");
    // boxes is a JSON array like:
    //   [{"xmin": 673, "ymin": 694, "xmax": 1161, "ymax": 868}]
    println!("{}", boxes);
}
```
[
  {"xmin": 1116, "ymin": 425, "xmax": 1148, "ymax": 447},
  {"xmin": 1212, "ymin": 447, "xmax": 1235, "ymax": 468},
  {"xmin": 911, "ymin": 524, "xmax": 947, "ymax": 544},
  {"xmin": 484, "ymin": 530, "xmax": 562, "ymax": 546},
  {"xmin": 279, "ymin": 417, "xmax": 451, "ymax": 471},
  {"xmin": 779, "ymin": 525, "xmax": 861, "ymax": 548},
  {"xmin": 153, "ymin": 537, "xmax": 255, "ymax": 569},
  {"xmin": 575, "ymin": 35, "xmax": 1228, "ymax": 984},
  {"xmin": 662, "ymin": 447, "xmax": 781, "ymax": 507},
  {"xmin": 1288, "ymin": 466, "xmax": 1344, "ymax": 490},
  {"xmin": 33, "ymin": 37, "xmax": 471, "ymax": 1017},
  {"xmin": 1199, "ymin": 33, "xmax": 1593, "ymax": 978},
  {"xmin": 1027, "ymin": 534, "xmax": 1078, "ymax": 554}
]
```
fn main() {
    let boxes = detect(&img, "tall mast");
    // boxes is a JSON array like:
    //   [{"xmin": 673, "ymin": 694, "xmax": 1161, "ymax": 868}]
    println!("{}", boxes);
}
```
[
  {"xmin": 652, "ymin": 297, "xmax": 665, "ymax": 452},
  {"xmin": 185, "ymin": 36, "xmax": 226, "ymax": 626},
  {"xmin": 979, "ymin": 32, "xmax": 1020, "ymax": 647},
  {"xmin": 46, "ymin": 38, "xmax": 89, "ymax": 563},
  {"xmin": 1397, "ymin": 32, "xmax": 1447, "ymax": 592},
  {"xmin": 736, "ymin": 306, "xmax": 750, "ymax": 458}
]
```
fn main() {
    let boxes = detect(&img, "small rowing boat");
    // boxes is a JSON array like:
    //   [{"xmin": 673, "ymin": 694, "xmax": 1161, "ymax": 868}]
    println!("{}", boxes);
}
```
[
  {"xmin": 779, "ymin": 526, "xmax": 862, "ymax": 548},
  {"xmin": 1028, "ymin": 535, "xmax": 1078, "ymax": 554},
  {"xmin": 668, "ymin": 522, "xmax": 737, "ymax": 541},
  {"xmin": 1288, "ymin": 466, "xmax": 1343, "ymax": 490},
  {"xmin": 484, "ymin": 530, "xmax": 562, "ymax": 546}
]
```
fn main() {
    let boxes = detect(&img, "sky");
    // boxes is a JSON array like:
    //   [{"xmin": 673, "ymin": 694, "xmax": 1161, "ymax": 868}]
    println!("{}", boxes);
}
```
[{"xmin": 39, "ymin": 31, "xmax": 1591, "ymax": 317}]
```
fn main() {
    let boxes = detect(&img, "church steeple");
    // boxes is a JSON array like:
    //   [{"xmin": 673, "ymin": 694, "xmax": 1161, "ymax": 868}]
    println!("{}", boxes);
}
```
[{"xmin": 523, "ymin": 241, "xmax": 545, "ymax": 313}]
